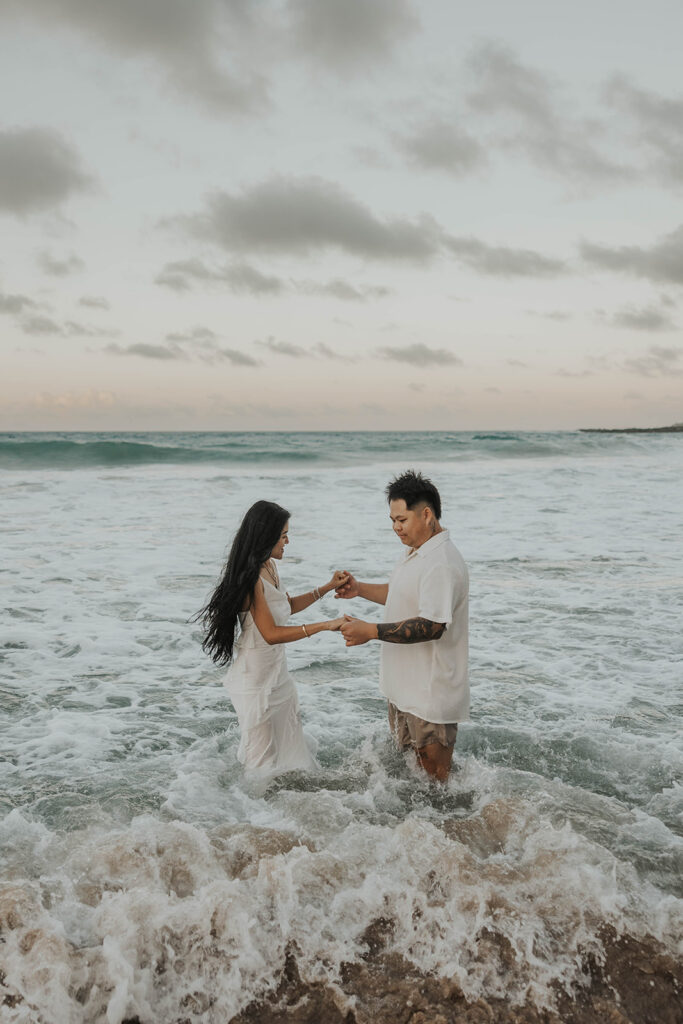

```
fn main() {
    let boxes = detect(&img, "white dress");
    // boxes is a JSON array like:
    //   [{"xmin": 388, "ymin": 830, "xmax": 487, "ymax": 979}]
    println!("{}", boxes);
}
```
[{"xmin": 224, "ymin": 579, "xmax": 318, "ymax": 776}]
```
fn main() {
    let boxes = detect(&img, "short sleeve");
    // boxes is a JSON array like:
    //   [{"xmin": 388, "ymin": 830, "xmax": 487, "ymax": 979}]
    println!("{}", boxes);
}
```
[{"xmin": 418, "ymin": 562, "xmax": 463, "ymax": 626}]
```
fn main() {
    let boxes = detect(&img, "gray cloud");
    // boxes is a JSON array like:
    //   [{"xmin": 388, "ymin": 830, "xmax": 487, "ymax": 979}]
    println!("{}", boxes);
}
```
[
  {"xmin": 166, "ymin": 326, "xmax": 219, "ymax": 343},
  {"xmin": 155, "ymin": 259, "xmax": 217, "ymax": 291},
  {"xmin": 580, "ymin": 225, "xmax": 683, "ymax": 285},
  {"xmin": 214, "ymin": 347, "xmax": 261, "ymax": 366},
  {"xmin": 0, "ymin": 127, "xmax": 92, "ymax": 215},
  {"xmin": 38, "ymin": 251, "xmax": 85, "ymax": 276},
  {"xmin": 156, "ymin": 258, "xmax": 284, "ymax": 294},
  {"xmin": 287, "ymin": 0, "xmax": 417, "ymax": 70},
  {"xmin": 175, "ymin": 176, "xmax": 442, "ymax": 262},
  {"xmin": 3, "ymin": 0, "xmax": 266, "ymax": 115},
  {"xmin": 21, "ymin": 314, "xmax": 62, "ymax": 335},
  {"xmin": 105, "ymin": 342, "xmax": 186, "ymax": 361},
  {"xmin": 173, "ymin": 175, "xmax": 565, "ymax": 279},
  {"xmin": 398, "ymin": 119, "xmax": 486, "ymax": 176},
  {"xmin": 377, "ymin": 343, "xmax": 462, "ymax": 367},
  {"xmin": 298, "ymin": 278, "xmax": 391, "ymax": 301},
  {"xmin": 466, "ymin": 42, "xmax": 630, "ymax": 186},
  {"xmin": 446, "ymin": 236, "xmax": 566, "ymax": 277},
  {"xmin": 256, "ymin": 337, "xmax": 307, "ymax": 358},
  {"xmin": 526, "ymin": 309, "xmax": 572, "ymax": 321},
  {"xmin": 164, "ymin": 326, "xmax": 261, "ymax": 366},
  {"xmin": 157, "ymin": 256, "xmax": 389, "ymax": 302},
  {"xmin": 312, "ymin": 342, "xmax": 343, "ymax": 360},
  {"xmin": 79, "ymin": 295, "xmax": 110, "ymax": 310},
  {"xmin": 607, "ymin": 305, "xmax": 677, "ymax": 332},
  {"xmin": 604, "ymin": 76, "xmax": 683, "ymax": 184},
  {"xmin": 20, "ymin": 312, "xmax": 116, "ymax": 338},
  {"xmin": 0, "ymin": 291, "xmax": 38, "ymax": 315},
  {"xmin": 64, "ymin": 320, "xmax": 118, "ymax": 338},
  {"xmin": 624, "ymin": 345, "xmax": 683, "ymax": 377}
]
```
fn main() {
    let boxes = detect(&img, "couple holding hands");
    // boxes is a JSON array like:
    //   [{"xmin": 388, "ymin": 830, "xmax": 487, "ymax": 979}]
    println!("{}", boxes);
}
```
[{"xmin": 198, "ymin": 471, "xmax": 469, "ymax": 782}]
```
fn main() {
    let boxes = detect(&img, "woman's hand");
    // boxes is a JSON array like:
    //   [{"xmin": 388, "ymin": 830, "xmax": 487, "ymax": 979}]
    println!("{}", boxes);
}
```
[
  {"xmin": 327, "ymin": 616, "xmax": 346, "ymax": 631},
  {"xmin": 334, "ymin": 571, "xmax": 359, "ymax": 600},
  {"xmin": 326, "ymin": 570, "xmax": 350, "ymax": 592}
]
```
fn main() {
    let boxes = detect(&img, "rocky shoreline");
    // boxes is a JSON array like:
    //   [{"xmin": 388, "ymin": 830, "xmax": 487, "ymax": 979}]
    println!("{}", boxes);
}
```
[{"xmin": 230, "ymin": 925, "xmax": 683, "ymax": 1024}]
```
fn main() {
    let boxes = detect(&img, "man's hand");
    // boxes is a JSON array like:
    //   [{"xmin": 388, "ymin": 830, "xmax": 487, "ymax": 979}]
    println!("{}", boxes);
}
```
[
  {"xmin": 340, "ymin": 615, "xmax": 377, "ymax": 646},
  {"xmin": 335, "ymin": 571, "xmax": 360, "ymax": 600}
]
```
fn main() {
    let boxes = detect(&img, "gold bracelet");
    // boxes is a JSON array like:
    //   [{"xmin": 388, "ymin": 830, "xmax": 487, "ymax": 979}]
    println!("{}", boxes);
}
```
[{"xmin": 302, "ymin": 624, "xmax": 309, "ymax": 637}]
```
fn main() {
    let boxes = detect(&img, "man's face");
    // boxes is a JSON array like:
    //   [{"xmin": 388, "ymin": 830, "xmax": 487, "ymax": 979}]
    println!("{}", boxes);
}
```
[{"xmin": 389, "ymin": 499, "xmax": 434, "ymax": 550}]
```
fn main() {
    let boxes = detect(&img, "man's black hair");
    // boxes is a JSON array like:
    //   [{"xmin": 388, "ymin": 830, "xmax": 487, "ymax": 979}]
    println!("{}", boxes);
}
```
[{"xmin": 385, "ymin": 470, "xmax": 442, "ymax": 520}]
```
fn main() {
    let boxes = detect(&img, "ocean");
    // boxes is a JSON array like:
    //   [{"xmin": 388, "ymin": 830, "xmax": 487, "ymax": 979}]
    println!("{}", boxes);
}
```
[{"xmin": 1, "ymin": 430, "xmax": 682, "ymax": 1023}]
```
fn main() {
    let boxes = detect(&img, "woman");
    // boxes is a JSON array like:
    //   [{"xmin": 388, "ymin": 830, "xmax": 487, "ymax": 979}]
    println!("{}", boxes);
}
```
[{"xmin": 198, "ymin": 500, "xmax": 347, "ymax": 776}]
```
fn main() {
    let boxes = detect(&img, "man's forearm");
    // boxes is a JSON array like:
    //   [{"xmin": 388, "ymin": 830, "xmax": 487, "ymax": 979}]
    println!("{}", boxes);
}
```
[
  {"xmin": 377, "ymin": 617, "xmax": 445, "ymax": 643},
  {"xmin": 358, "ymin": 582, "xmax": 389, "ymax": 605}
]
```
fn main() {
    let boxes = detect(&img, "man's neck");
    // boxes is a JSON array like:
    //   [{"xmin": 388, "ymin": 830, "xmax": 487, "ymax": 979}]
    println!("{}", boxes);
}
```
[{"xmin": 412, "ymin": 523, "xmax": 443, "ymax": 551}]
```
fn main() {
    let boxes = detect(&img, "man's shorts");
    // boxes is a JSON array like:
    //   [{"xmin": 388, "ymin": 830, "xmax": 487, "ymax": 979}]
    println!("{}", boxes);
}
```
[{"xmin": 388, "ymin": 701, "xmax": 458, "ymax": 751}]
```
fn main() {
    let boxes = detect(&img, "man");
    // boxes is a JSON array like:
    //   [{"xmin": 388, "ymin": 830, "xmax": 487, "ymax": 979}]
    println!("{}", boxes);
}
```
[{"xmin": 336, "ymin": 470, "xmax": 469, "ymax": 782}]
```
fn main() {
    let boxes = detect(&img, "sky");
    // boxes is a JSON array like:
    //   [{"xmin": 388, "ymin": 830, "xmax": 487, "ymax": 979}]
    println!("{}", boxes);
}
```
[{"xmin": 1, "ymin": 0, "xmax": 682, "ymax": 431}]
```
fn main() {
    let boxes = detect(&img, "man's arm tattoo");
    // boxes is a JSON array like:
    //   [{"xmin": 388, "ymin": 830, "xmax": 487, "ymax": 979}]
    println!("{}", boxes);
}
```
[{"xmin": 376, "ymin": 617, "xmax": 446, "ymax": 644}]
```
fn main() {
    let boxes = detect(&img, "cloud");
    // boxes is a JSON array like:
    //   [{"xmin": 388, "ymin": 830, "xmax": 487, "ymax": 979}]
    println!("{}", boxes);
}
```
[
  {"xmin": 166, "ymin": 326, "xmax": 219, "ymax": 343},
  {"xmin": 38, "ymin": 251, "xmax": 85, "ymax": 276},
  {"xmin": 79, "ymin": 295, "xmax": 110, "ymax": 310},
  {"xmin": 20, "ymin": 313, "xmax": 117, "ymax": 338},
  {"xmin": 297, "ymin": 278, "xmax": 391, "ymax": 301},
  {"xmin": 604, "ymin": 76, "xmax": 683, "ymax": 184},
  {"xmin": 581, "ymin": 225, "xmax": 683, "ymax": 285},
  {"xmin": 214, "ymin": 347, "xmax": 261, "ymax": 366},
  {"xmin": 0, "ymin": 291, "xmax": 38, "ymax": 315},
  {"xmin": 445, "ymin": 236, "xmax": 566, "ymax": 277},
  {"xmin": 256, "ymin": 337, "xmax": 307, "ymax": 358},
  {"xmin": 526, "ymin": 309, "xmax": 572, "ymax": 321},
  {"xmin": 377, "ymin": 343, "xmax": 462, "ymax": 367},
  {"xmin": 155, "ymin": 258, "xmax": 284, "ymax": 294},
  {"xmin": 3, "ymin": 0, "xmax": 267, "ymax": 115},
  {"xmin": 157, "ymin": 257, "xmax": 389, "ymax": 302},
  {"xmin": 164, "ymin": 326, "xmax": 261, "ymax": 365},
  {"xmin": 623, "ymin": 345, "xmax": 683, "ymax": 377},
  {"xmin": 397, "ymin": 120, "xmax": 486, "ymax": 176},
  {"xmin": 105, "ymin": 342, "xmax": 186, "ymax": 360},
  {"xmin": 21, "ymin": 314, "xmax": 62, "ymax": 335},
  {"xmin": 0, "ymin": 127, "xmax": 92, "ymax": 215},
  {"xmin": 287, "ymin": 0, "xmax": 417, "ymax": 70},
  {"xmin": 312, "ymin": 342, "xmax": 343, "ymax": 360},
  {"xmin": 465, "ymin": 42, "xmax": 630, "ymax": 186},
  {"xmin": 174, "ymin": 176, "xmax": 442, "ymax": 261},
  {"xmin": 606, "ymin": 305, "xmax": 677, "ymax": 331},
  {"xmin": 63, "ymin": 320, "xmax": 118, "ymax": 338},
  {"xmin": 172, "ymin": 175, "xmax": 566, "ymax": 280}
]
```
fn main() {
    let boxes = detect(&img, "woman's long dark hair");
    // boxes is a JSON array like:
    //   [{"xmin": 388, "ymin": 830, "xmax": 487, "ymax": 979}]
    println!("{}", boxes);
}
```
[{"xmin": 197, "ymin": 500, "xmax": 290, "ymax": 666}]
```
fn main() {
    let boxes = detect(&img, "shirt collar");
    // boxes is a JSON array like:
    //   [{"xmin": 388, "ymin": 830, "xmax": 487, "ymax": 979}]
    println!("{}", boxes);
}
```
[{"xmin": 404, "ymin": 528, "xmax": 450, "ymax": 560}]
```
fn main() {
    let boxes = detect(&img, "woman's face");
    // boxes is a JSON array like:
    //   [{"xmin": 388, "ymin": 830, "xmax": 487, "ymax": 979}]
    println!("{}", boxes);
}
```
[{"xmin": 270, "ymin": 521, "xmax": 290, "ymax": 560}]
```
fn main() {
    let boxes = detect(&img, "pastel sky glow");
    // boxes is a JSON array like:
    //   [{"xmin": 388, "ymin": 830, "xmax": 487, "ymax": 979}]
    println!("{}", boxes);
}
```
[{"xmin": 2, "ymin": 0, "xmax": 682, "ymax": 430}]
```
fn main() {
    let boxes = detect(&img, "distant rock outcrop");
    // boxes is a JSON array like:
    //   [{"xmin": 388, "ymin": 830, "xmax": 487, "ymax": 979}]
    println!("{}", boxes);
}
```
[{"xmin": 580, "ymin": 423, "xmax": 683, "ymax": 433}]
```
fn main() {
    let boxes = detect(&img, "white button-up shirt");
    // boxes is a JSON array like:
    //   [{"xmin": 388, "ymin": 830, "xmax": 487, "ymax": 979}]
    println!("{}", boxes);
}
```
[{"xmin": 379, "ymin": 529, "xmax": 469, "ymax": 724}]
